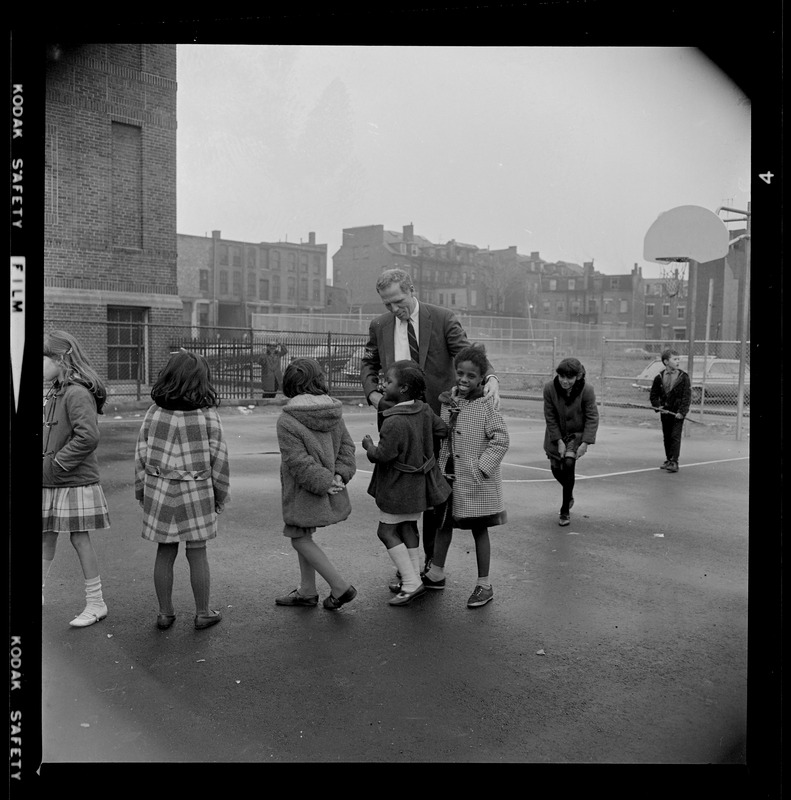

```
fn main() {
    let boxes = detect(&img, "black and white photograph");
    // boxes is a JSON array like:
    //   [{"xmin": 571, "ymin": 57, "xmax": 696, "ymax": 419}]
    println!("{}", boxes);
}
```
[{"xmin": 8, "ymin": 4, "xmax": 782, "ymax": 791}]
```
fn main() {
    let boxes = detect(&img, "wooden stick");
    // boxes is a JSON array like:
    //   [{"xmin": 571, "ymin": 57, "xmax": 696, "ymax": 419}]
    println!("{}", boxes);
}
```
[{"xmin": 622, "ymin": 402, "xmax": 707, "ymax": 425}]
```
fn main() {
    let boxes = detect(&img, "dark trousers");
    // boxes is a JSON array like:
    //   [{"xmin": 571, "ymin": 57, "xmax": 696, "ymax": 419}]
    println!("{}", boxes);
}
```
[{"xmin": 660, "ymin": 414, "xmax": 684, "ymax": 461}]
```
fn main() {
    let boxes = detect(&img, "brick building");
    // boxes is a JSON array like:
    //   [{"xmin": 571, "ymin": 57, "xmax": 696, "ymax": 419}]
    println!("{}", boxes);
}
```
[
  {"xmin": 44, "ymin": 43, "xmax": 180, "ymax": 386},
  {"xmin": 177, "ymin": 230, "xmax": 329, "ymax": 332},
  {"xmin": 642, "ymin": 272, "xmax": 689, "ymax": 340}
]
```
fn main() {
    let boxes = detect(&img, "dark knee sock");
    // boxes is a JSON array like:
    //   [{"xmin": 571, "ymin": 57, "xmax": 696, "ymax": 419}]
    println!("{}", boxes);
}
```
[
  {"xmin": 154, "ymin": 543, "xmax": 178, "ymax": 614},
  {"xmin": 185, "ymin": 545, "xmax": 211, "ymax": 614},
  {"xmin": 561, "ymin": 457, "xmax": 576, "ymax": 512}
]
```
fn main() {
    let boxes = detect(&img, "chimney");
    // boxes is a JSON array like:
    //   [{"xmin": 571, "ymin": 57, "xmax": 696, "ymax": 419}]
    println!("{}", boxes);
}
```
[
  {"xmin": 530, "ymin": 251, "xmax": 540, "ymax": 260},
  {"xmin": 403, "ymin": 223, "xmax": 414, "ymax": 243},
  {"xmin": 211, "ymin": 230, "xmax": 221, "ymax": 239},
  {"xmin": 308, "ymin": 231, "xmax": 316, "ymax": 245}
]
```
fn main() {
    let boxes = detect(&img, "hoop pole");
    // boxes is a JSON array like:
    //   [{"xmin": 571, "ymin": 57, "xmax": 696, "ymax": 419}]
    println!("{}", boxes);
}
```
[{"xmin": 735, "ymin": 203, "xmax": 751, "ymax": 441}]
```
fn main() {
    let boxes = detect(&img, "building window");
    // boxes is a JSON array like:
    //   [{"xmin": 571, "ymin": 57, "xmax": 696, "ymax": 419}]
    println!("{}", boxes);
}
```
[
  {"xmin": 556, "ymin": 301, "xmax": 565, "ymax": 313},
  {"xmin": 247, "ymin": 272, "xmax": 257, "ymax": 297},
  {"xmin": 219, "ymin": 270, "xmax": 229, "ymax": 294},
  {"xmin": 470, "ymin": 271, "xmax": 476, "ymax": 283},
  {"xmin": 259, "ymin": 248, "xmax": 269, "ymax": 269},
  {"xmin": 260, "ymin": 278, "xmax": 270, "ymax": 300},
  {"xmin": 438, "ymin": 293, "xmax": 445, "ymax": 305},
  {"xmin": 313, "ymin": 280, "xmax": 321, "ymax": 302},
  {"xmin": 620, "ymin": 299, "xmax": 628, "ymax": 313},
  {"xmin": 610, "ymin": 277, "xmax": 620, "ymax": 289},
  {"xmin": 549, "ymin": 279, "xmax": 557, "ymax": 291},
  {"xmin": 313, "ymin": 255, "xmax": 321, "ymax": 273},
  {"xmin": 288, "ymin": 253, "xmax": 296, "ymax": 271},
  {"xmin": 677, "ymin": 306, "xmax": 686, "ymax": 319},
  {"xmin": 232, "ymin": 247, "xmax": 242, "ymax": 267},
  {"xmin": 111, "ymin": 122, "xmax": 143, "ymax": 249},
  {"xmin": 233, "ymin": 271, "xmax": 242, "ymax": 296},
  {"xmin": 450, "ymin": 293, "xmax": 456, "ymax": 306},
  {"xmin": 246, "ymin": 248, "xmax": 256, "ymax": 268},
  {"xmin": 219, "ymin": 245, "xmax": 228, "ymax": 266},
  {"xmin": 411, "ymin": 245, "xmax": 419, "ymax": 256},
  {"xmin": 272, "ymin": 274, "xmax": 280, "ymax": 300},
  {"xmin": 588, "ymin": 299, "xmax": 598, "ymax": 313},
  {"xmin": 300, "ymin": 277, "xmax": 308, "ymax": 300},
  {"xmin": 287, "ymin": 277, "xmax": 296, "ymax": 300},
  {"xmin": 568, "ymin": 279, "xmax": 575, "ymax": 290},
  {"xmin": 199, "ymin": 270, "xmax": 209, "ymax": 292},
  {"xmin": 662, "ymin": 304, "xmax": 670, "ymax": 317},
  {"xmin": 271, "ymin": 250, "xmax": 280, "ymax": 269},
  {"xmin": 646, "ymin": 303, "xmax": 655, "ymax": 317},
  {"xmin": 107, "ymin": 306, "xmax": 146, "ymax": 381},
  {"xmin": 603, "ymin": 299, "xmax": 613, "ymax": 313},
  {"xmin": 571, "ymin": 301, "xmax": 580, "ymax": 314}
]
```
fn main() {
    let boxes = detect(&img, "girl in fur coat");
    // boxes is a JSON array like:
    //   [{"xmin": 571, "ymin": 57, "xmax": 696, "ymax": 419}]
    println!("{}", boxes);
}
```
[{"xmin": 275, "ymin": 358, "xmax": 358, "ymax": 611}]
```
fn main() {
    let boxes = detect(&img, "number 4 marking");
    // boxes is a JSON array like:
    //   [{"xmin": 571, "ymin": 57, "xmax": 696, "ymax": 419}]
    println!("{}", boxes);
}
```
[{"xmin": 759, "ymin": 171, "xmax": 774, "ymax": 184}]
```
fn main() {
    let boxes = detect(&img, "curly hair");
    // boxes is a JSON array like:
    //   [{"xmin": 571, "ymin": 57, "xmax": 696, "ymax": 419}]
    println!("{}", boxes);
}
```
[
  {"xmin": 555, "ymin": 357, "xmax": 585, "ymax": 379},
  {"xmin": 454, "ymin": 343, "xmax": 488, "ymax": 377},
  {"xmin": 388, "ymin": 360, "xmax": 426, "ymax": 401},
  {"xmin": 375, "ymin": 268, "xmax": 413, "ymax": 296}
]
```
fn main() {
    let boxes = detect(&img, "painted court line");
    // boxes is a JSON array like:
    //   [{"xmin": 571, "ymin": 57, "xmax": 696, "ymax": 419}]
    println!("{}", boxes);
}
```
[{"xmin": 501, "ymin": 456, "xmax": 748, "ymax": 483}]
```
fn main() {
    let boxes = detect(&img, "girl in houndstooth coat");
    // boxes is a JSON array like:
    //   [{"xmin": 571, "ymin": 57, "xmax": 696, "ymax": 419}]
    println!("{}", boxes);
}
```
[
  {"xmin": 135, "ymin": 350, "xmax": 230, "ymax": 631},
  {"xmin": 424, "ymin": 345, "xmax": 509, "ymax": 608}
]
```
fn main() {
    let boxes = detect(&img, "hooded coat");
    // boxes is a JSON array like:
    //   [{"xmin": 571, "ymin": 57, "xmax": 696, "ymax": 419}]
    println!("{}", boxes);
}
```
[
  {"xmin": 543, "ymin": 372, "xmax": 599, "ymax": 459},
  {"xmin": 276, "ymin": 394, "xmax": 356, "ymax": 528}
]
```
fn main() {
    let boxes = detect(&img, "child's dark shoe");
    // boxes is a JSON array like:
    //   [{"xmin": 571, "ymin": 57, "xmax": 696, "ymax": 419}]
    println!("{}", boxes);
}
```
[
  {"xmin": 467, "ymin": 584, "xmax": 494, "ymax": 608},
  {"xmin": 558, "ymin": 513, "xmax": 571, "ymax": 526},
  {"xmin": 388, "ymin": 583, "xmax": 426, "ymax": 606},
  {"xmin": 276, "ymin": 589, "xmax": 319, "ymax": 607},
  {"xmin": 421, "ymin": 572, "xmax": 445, "ymax": 590},
  {"xmin": 323, "ymin": 585, "xmax": 357, "ymax": 610},
  {"xmin": 388, "ymin": 571, "xmax": 402, "ymax": 592},
  {"xmin": 666, "ymin": 461, "xmax": 679, "ymax": 473},
  {"xmin": 194, "ymin": 610, "xmax": 222, "ymax": 629}
]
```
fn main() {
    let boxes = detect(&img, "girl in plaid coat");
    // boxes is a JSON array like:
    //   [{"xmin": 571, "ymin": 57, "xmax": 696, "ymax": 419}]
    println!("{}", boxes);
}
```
[
  {"xmin": 423, "ymin": 345, "xmax": 509, "ymax": 608},
  {"xmin": 42, "ymin": 330, "xmax": 112, "ymax": 627},
  {"xmin": 275, "ymin": 358, "xmax": 358, "ymax": 611},
  {"xmin": 136, "ymin": 350, "xmax": 230, "ymax": 631}
]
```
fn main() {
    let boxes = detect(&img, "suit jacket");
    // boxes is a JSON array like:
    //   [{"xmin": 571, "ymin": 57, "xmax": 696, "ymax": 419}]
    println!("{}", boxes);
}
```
[{"xmin": 360, "ymin": 303, "xmax": 491, "ymax": 415}]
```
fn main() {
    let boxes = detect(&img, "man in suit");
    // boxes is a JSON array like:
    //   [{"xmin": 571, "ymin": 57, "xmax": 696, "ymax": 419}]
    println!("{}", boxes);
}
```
[{"xmin": 360, "ymin": 268, "xmax": 500, "ymax": 572}]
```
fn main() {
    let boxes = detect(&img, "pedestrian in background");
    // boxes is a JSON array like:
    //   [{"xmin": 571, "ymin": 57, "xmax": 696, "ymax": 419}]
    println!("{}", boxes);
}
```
[
  {"xmin": 543, "ymin": 357, "xmax": 599, "ymax": 526},
  {"xmin": 42, "ymin": 330, "xmax": 111, "ymax": 627},
  {"xmin": 423, "ymin": 345, "xmax": 509, "ymax": 608},
  {"xmin": 649, "ymin": 348, "xmax": 691, "ymax": 473},
  {"xmin": 258, "ymin": 341, "xmax": 287, "ymax": 398},
  {"xmin": 362, "ymin": 361, "xmax": 450, "ymax": 606},
  {"xmin": 275, "ymin": 358, "xmax": 358, "ymax": 610},
  {"xmin": 135, "ymin": 349, "xmax": 230, "ymax": 631}
]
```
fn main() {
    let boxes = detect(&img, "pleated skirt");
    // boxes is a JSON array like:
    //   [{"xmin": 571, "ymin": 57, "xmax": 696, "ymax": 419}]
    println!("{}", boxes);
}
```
[{"xmin": 42, "ymin": 483, "xmax": 111, "ymax": 533}]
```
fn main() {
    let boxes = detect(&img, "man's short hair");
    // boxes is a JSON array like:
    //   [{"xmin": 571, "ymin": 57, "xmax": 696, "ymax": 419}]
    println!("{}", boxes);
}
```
[
  {"xmin": 661, "ymin": 348, "xmax": 679, "ymax": 363},
  {"xmin": 376, "ymin": 268, "xmax": 413, "ymax": 295}
]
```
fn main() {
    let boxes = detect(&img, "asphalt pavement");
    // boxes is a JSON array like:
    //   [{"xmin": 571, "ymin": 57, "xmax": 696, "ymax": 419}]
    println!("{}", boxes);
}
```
[{"xmin": 40, "ymin": 400, "xmax": 751, "ymax": 765}]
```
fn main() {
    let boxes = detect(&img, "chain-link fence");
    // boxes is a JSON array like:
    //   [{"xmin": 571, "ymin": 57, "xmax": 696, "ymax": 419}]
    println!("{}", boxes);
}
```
[
  {"xmin": 43, "ymin": 319, "xmax": 749, "ymax": 437},
  {"xmin": 599, "ymin": 338, "xmax": 750, "ymax": 422}
]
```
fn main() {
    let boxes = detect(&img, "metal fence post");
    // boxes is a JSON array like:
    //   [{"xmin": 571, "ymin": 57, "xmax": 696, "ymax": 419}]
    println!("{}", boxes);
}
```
[{"xmin": 600, "ymin": 337, "xmax": 607, "ymax": 419}]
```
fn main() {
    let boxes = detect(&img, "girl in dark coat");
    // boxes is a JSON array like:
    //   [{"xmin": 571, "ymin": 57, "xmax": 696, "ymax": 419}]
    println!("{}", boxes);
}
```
[
  {"xmin": 42, "ymin": 330, "xmax": 111, "ymax": 627},
  {"xmin": 362, "ymin": 361, "xmax": 450, "ymax": 606},
  {"xmin": 543, "ymin": 358, "xmax": 599, "ymax": 526}
]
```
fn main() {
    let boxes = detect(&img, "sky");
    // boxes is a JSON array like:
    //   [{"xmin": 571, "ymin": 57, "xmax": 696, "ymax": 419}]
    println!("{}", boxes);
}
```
[{"xmin": 176, "ymin": 46, "xmax": 751, "ymax": 281}]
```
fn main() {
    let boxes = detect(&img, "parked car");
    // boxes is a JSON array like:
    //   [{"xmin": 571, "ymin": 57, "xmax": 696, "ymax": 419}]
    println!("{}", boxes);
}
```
[
  {"xmin": 632, "ymin": 357, "xmax": 750, "ymax": 404},
  {"xmin": 623, "ymin": 347, "xmax": 655, "ymax": 359}
]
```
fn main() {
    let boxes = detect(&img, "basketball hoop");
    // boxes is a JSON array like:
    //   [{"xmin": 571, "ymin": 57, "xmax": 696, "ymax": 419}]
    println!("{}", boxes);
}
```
[{"xmin": 660, "ymin": 261, "xmax": 687, "ymax": 298}]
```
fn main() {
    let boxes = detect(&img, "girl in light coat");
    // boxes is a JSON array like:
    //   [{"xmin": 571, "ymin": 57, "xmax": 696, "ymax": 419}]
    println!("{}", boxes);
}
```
[
  {"xmin": 423, "ymin": 345, "xmax": 509, "ymax": 608},
  {"xmin": 136, "ymin": 350, "xmax": 230, "ymax": 630}
]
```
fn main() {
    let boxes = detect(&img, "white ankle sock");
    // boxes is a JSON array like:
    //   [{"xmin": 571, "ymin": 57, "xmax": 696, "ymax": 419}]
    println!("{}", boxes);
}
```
[
  {"xmin": 407, "ymin": 547, "xmax": 421, "ymax": 576},
  {"xmin": 387, "ymin": 544, "xmax": 421, "ymax": 592},
  {"xmin": 85, "ymin": 576, "xmax": 105, "ymax": 607},
  {"xmin": 427, "ymin": 564, "xmax": 445, "ymax": 580}
]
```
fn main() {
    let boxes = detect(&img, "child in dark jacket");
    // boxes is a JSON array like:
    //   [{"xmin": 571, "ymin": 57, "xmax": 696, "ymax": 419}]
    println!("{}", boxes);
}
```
[
  {"xmin": 649, "ymin": 348, "xmax": 692, "ymax": 473},
  {"xmin": 543, "ymin": 357, "xmax": 599, "ymax": 526},
  {"xmin": 275, "ymin": 358, "xmax": 358, "ymax": 610},
  {"xmin": 362, "ymin": 361, "xmax": 450, "ymax": 606}
]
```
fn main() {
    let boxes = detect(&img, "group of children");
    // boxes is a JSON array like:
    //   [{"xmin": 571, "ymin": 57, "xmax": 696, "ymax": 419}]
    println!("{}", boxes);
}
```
[{"xmin": 41, "ymin": 328, "xmax": 689, "ymax": 629}]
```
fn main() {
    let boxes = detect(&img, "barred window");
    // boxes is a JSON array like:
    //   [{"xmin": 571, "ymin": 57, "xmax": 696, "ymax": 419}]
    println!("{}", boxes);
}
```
[{"xmin": 107, "ymin": 307, "xmax": 147, "ymax": 381}]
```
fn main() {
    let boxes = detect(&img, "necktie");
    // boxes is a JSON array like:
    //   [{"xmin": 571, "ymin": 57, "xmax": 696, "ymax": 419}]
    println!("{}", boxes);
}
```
[{"xmin": 406, "ymin": 319, "xmax": 420, "ymax": 364}]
